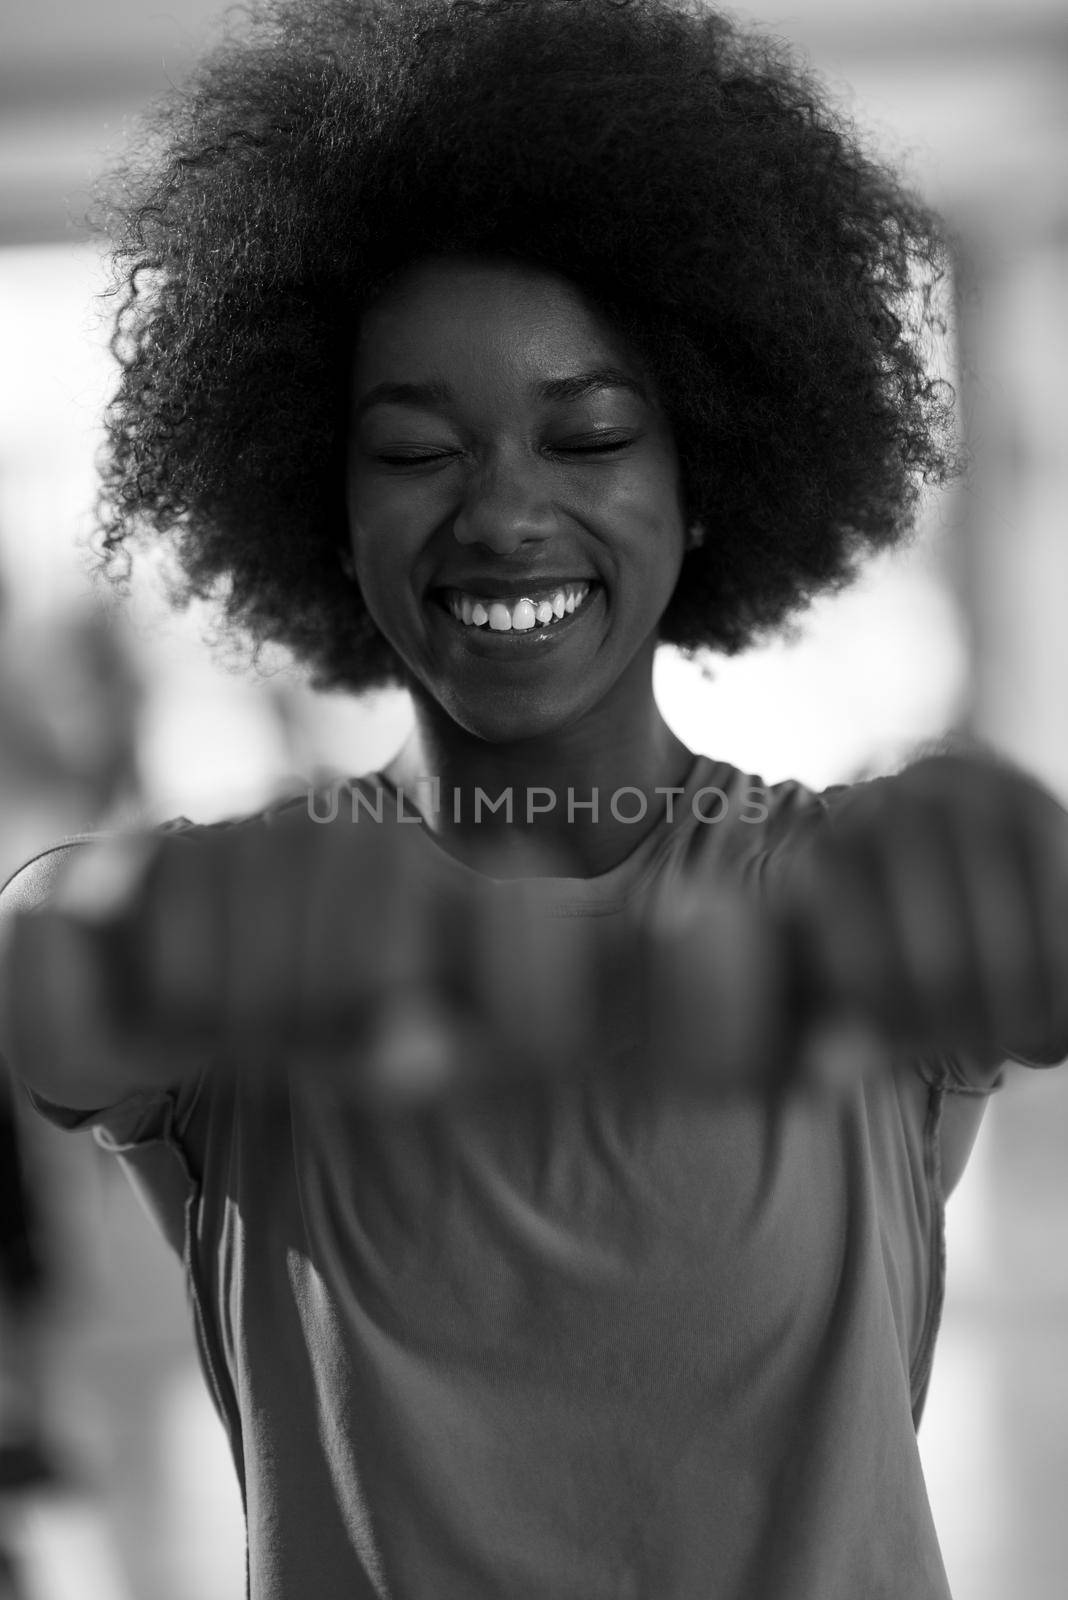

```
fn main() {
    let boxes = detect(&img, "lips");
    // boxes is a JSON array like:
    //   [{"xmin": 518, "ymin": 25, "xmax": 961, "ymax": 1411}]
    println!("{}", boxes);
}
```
[
  {"xmin": 428, "ymin": 578, "xmax": 604, "ymax": 653},
  {"xmin": 442, "ymin": 582, "xmax": 592, "ymax": 632},
  {"xmin": 434, "ymin": 573, "xmax": 598, "ymax": 600}
]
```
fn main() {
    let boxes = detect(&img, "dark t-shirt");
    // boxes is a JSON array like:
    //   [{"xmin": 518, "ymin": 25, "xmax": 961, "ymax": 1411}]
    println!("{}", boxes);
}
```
[{"xmin": 24, "ymin": 757, "xmax": 999, "ymax": 1599}]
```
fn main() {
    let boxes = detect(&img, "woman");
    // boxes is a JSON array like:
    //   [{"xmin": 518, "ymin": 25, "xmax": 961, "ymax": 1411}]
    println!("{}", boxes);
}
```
[{"xmin": 2, "ymin": 2, "xmax": 1066, "ymax": 1596}]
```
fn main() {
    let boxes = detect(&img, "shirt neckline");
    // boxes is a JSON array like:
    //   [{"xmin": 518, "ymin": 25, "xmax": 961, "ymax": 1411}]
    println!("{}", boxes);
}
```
[{"xmin": 373, "ymin": 751, "xmax": 730, "ymax": 911}]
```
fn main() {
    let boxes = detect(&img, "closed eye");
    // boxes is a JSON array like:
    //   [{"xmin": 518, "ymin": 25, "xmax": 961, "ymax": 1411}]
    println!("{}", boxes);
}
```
[
  {"xmin": 554, "ymin": 436, "xmax": 635, "ymax": 455},
  {"xmin": 374, "ymin": 451, "xmax": 456, "ymax": 466},
  {"xmin": 372, "ymin": 436, "xmax": 636, "ymax": 466}
]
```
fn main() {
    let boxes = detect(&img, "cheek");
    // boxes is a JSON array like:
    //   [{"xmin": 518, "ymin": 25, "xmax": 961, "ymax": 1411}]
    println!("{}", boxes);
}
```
[
  {"xmin": 607, "ymin": 454, "xmax": 686, "ymax": 574},
  {"xmin": 347, "ymin": 480, "xmax": 420, "ymax": 586},
  {"xmin": 347, "ymin": 470, "xmax": 442, "ymax": 567},
  {"xmin": 614, "ymin": 494, "xmax": 686, "ymax": 598},
  {"xmin": 348, "ymin": 522, "xmax": 408, "ymax": 633}
]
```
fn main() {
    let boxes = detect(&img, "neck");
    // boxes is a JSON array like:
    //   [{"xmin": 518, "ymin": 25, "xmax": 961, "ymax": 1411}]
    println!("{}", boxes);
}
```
[{"xmin": 385, "ymin": 665, "xmax": 695, "ymax": 878}]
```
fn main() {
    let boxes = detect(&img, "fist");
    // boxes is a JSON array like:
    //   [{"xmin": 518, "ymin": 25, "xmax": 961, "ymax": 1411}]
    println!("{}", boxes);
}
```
[{"xmin": 797, "ymin": 753, "xmax": 1068, "ymax": 1064}]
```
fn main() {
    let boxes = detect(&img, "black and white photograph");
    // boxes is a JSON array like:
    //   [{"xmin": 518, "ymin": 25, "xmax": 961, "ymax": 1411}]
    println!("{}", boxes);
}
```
[{"xmin": 0, "ymin": 2, "xmax": 1065, "ymax": 1597}]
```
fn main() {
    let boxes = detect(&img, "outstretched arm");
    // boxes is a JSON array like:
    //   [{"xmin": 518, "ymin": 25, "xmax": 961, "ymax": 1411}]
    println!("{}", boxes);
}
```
[
  {"xmin": 0, "ymin": 809, "xmax": 790, "ymax": 1117},
  {"xmin": 5, "ymin": 753, "xmax": 1064, "ymax": 1126}
]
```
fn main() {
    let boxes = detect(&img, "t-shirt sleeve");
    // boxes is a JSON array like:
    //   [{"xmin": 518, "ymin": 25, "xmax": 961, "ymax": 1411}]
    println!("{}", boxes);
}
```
[
  {"xmin": 910, "ymin": 1047, "xmax": 1006, "ymax": 1097},
  {"xmin": 11, "ymin": 787, "xmax": 340, "ymax": 1259},
  {"xmin": 10, "ymin": 813, "xmax": 218, "ymax": 1257},
  {"xmin": 24, "ymin": 1069, "xmax": 211, "ymax": 1261}
]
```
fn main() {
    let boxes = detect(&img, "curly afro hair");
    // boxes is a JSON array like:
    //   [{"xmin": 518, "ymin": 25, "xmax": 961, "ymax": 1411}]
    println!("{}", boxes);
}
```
[{"xmin": 93, "ymin": 0, "xmax": 957, "ymax": 691}]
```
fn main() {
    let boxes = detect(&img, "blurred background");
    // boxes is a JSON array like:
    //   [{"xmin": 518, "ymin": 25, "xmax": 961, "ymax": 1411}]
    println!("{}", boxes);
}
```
[{"xmin": 0, "ymin": 0, "xmax": 1065, "ymax": 1595}]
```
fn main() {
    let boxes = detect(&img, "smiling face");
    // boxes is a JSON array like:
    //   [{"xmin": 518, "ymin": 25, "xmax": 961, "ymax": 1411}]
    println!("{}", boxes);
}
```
[{"xmin": 345, "ymin": 254, "xmax": 687, "ymax": 745}]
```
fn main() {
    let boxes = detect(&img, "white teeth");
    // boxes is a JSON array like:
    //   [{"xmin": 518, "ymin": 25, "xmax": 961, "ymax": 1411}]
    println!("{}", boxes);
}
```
[{"xmin": 447, "ymin": 583, "xmax": 591, "ymax": 631}]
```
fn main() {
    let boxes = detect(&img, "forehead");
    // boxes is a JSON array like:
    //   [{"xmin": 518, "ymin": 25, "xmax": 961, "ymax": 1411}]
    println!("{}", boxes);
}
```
[{"xmin": 351, "ymin": 255, "xmax": 638, "ymax": 387}]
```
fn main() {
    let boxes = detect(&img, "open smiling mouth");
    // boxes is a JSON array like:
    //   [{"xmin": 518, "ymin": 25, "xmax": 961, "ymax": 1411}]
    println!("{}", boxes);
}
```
[{"xmin": 433, "ymin": 582, "xmax": 599, "ymax": 642}]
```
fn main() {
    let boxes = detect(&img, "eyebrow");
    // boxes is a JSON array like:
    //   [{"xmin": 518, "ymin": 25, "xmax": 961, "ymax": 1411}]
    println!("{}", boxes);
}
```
[
  {"xmin": 537, "ymin": 368, "xmax": 648, "ymax": 406},
  {"xmin": 351, "ymin": 367, "xmax": 648, "ymax": 421}
]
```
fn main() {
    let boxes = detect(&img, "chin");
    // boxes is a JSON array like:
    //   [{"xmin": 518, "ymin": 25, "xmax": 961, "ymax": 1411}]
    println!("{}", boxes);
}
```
[{"xmin": 432, "ymin": 684, "xmax": 585, "ymax": 747}]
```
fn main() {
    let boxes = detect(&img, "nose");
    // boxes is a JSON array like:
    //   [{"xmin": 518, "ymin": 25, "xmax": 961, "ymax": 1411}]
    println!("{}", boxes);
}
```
[{"xmin": 452, "ymin": 456, "xmax": 557, "ymax": 555}]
